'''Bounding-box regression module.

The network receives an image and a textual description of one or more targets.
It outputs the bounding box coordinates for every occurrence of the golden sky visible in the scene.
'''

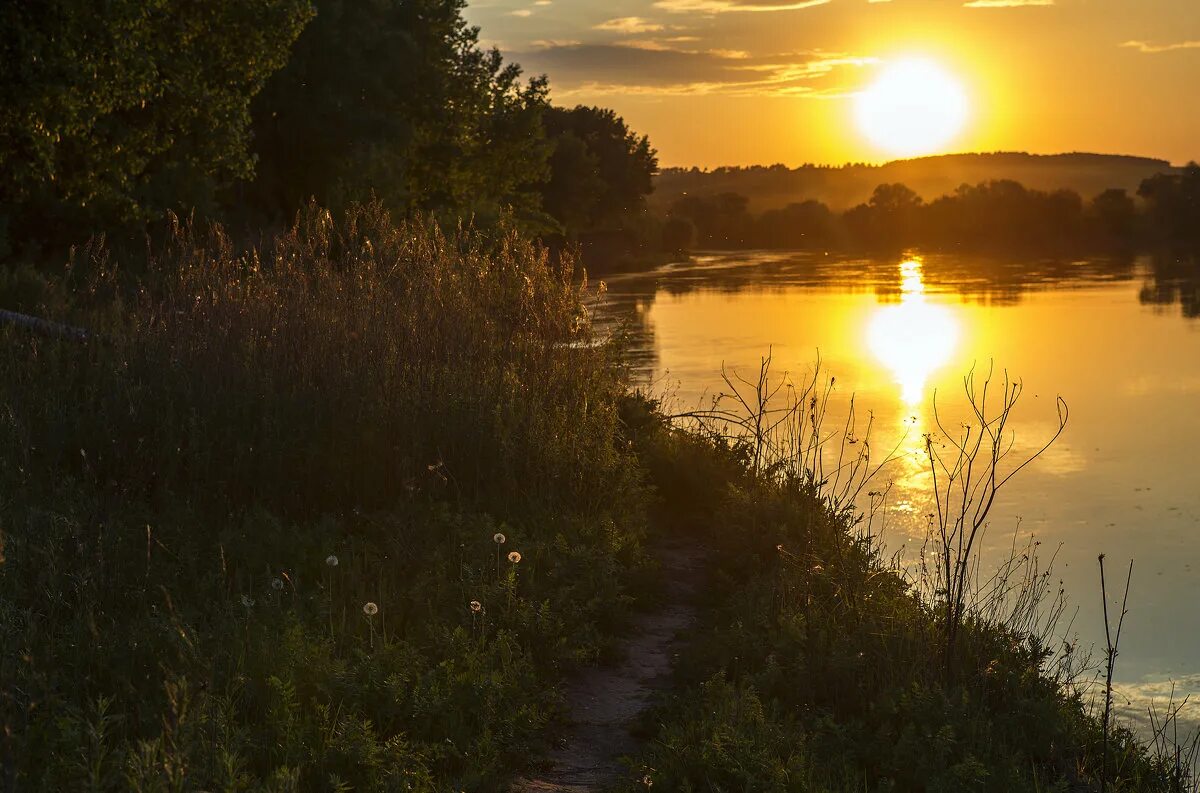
[466,0,1200,167]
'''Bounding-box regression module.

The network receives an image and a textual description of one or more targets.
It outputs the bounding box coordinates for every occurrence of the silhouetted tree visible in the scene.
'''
[1138,163,1200,249]
[0,0,312,256]
[1088,189,1138,246]
[669,193,752,248]
[662,215,695,254]
[842,183,924,250]
[755,201,835,249]
[247,0,549,225]
[540,106,657,238]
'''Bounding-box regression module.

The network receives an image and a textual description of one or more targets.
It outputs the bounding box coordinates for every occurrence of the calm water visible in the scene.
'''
[593,250,1200,727]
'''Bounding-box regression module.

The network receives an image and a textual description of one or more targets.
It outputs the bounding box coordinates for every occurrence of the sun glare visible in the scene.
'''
[866,258,960,405]
[854,57,969,157]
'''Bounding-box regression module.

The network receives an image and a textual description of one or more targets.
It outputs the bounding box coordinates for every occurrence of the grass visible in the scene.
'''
[0,206,1193,791]
[0,204,649,790]
[617,368,1194,792]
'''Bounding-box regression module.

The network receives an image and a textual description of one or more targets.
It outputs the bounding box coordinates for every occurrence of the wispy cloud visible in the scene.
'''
[518,42,875,98]
[963,0,1053,6]
[653,0,830,13]
[594,17,664,33]
[1121,39,1200,54]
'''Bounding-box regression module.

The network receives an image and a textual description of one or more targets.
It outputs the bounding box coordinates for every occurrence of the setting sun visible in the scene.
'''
[853,58,969,157]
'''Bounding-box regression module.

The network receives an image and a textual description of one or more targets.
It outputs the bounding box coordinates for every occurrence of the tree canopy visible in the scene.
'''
[0,0,312,253]
[539,106,658,236]
[246,0,551,225]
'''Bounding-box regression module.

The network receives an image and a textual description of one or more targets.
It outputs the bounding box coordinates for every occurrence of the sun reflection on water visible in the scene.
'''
[867,258,960,405]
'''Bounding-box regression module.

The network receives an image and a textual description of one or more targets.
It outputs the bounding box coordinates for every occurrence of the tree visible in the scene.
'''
[0,0,312,254]
[842,183,924,250]
[539,106,658,237]
[662,215,695,253]
[1138,163,1200,248]
[669,193,752,248]
[756,201,835,249]
[1088,188,1137,244]
[247,0,549,224]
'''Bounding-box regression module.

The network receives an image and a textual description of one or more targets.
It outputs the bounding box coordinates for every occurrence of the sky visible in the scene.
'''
[464,0,1200,167]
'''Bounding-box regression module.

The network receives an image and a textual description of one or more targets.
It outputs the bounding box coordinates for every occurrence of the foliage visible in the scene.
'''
[0,206,649,790]
[1138,163,1200,249]
[618,387,1187,793]
[247,0,551,227]
[0,0,312,253]
[539,106,658,237]
[666,174,1200,255]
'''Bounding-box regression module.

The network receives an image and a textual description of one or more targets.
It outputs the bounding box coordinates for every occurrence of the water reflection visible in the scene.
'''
[866,258,960,405]
[593,249,1200,736]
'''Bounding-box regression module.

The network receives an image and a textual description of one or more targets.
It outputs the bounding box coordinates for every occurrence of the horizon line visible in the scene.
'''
[655,149,1191,172]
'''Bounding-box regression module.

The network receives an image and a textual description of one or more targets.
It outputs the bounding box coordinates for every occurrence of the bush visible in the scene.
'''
[0,204,648,790]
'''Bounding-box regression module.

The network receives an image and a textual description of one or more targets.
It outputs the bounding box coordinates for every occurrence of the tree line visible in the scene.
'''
[0,0,658,262]
[664,165,1200,254]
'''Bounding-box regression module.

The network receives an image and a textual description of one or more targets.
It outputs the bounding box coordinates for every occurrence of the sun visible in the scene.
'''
[854,57,969,157]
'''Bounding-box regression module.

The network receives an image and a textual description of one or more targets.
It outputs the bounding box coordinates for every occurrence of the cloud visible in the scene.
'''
[594,17,665,33]
[1121,40,1200,54]
[963,0,1053,6]
[518,42,875,97]
[510,8,532,17]
[653,0,830,12]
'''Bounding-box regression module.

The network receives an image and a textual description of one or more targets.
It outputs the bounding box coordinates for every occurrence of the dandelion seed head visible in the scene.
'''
[363,601,379,616]
[508,551,522,563]
[493,532,506,544]
[325,554,339,567]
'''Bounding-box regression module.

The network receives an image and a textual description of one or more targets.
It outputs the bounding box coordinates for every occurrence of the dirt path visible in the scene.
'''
[514,539,705,792]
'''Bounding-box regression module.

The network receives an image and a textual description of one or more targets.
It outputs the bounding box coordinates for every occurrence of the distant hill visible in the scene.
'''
[652,152,1181,212]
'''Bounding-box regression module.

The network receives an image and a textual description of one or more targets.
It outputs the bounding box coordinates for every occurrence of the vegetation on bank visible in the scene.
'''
[1,0,661,269]
[618,386,1193,792]
[3,1,1199,790]
[663,165,1200,256]
[0,208,651,789]
[2,207,1195,790]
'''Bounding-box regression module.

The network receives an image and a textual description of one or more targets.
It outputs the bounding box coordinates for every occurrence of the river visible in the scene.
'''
[593,250,1200,731]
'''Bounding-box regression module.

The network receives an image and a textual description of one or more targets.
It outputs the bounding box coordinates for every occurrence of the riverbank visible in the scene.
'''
[0,209,1190,790]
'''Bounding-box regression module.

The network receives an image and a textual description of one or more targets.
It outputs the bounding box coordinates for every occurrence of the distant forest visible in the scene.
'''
[658,158,1200,256]
[653,153,1178,212]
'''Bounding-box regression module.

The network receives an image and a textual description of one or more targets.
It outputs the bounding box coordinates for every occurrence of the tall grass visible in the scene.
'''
[620,357,1193,792]
[0,204,648,790]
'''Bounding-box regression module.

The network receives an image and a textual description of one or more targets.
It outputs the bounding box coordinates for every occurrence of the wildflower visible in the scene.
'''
[469,600,482,612]
[508,551,522,564]
[642,774,654,788]
[493,532,506,544]
[325,554,339,567]
[271,578,284,591]
[776,544,784,552]
[240,595,255,608]
[363,602,379,616]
